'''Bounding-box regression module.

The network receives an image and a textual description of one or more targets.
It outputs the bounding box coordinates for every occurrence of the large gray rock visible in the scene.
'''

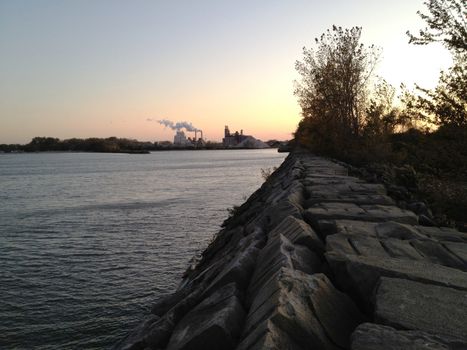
[305,193,394,207]
[305,203,418,226]
[374,277,467,341]
[241,268,364,350]
[166,283,245,350]
[323,221,466,268]
[236,319,305,350]
[444,241,467,265]
[348,235,389,258]
[246,234,320,307]
[420,226,467,243]
[326,234,357,256]
[380,238,425,260]
[303,176,363,186]
[269,215,324,254]
[255,199,303,231]
[410,239,466,271]
[326,252,467,306]
[351,323,465,350]
[318,220,427,239]
[306,183,387,196]
[206,235,261,293]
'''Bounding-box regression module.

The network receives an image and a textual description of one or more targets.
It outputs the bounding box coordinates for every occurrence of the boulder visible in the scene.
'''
[246,234,320,306]
[269,215,324,254]
[305,194,394,207]
[326,234,357,256]
[351,323,465,350]
[347,235,389,258]
[305,203,418,227]
[326,251,467,307]
[443,241,467,265]
[410,239,466,271]
[166,283,245,350]
[374,277,467,341]
[256,199,303,231]
[379,239,425,260]
[206,238,260,292]
[306,183,387,196]
[236,319,305,350]
[242,269,364,350]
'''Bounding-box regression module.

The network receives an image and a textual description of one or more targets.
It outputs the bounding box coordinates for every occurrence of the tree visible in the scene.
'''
[406,0,466,127]
[407,0,466,54]
[365,78,412,136]
[294,26,380,152]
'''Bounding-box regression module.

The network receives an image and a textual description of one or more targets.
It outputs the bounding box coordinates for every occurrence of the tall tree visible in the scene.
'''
[294,26,379,150]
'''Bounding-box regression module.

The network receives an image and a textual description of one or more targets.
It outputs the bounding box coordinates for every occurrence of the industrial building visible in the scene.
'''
[222,125,268,148]
[173,130,205,147]
[222,126,249,147]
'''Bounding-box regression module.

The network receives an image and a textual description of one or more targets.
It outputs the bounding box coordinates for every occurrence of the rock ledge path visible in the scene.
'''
[113,152,467,350]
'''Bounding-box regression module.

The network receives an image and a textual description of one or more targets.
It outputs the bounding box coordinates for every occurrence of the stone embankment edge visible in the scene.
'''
[113,151,467,350]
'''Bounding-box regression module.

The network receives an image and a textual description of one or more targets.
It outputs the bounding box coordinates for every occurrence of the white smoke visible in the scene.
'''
[154,119,199,132]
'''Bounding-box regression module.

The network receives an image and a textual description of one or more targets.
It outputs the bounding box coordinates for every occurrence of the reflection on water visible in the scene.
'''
[0,149,286,349]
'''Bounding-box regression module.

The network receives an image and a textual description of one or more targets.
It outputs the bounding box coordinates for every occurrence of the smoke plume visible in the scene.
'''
[156,119,199,132]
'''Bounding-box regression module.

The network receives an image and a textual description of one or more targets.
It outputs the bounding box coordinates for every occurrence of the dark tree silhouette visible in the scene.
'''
[405,0,466,127]
[294,26,380,153]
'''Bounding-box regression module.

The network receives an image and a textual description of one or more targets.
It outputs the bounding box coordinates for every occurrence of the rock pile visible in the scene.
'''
[113,152,467,350]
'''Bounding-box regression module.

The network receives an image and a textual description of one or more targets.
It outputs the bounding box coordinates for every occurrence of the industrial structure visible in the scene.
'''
[173,130,205,147]
[222,126,249,147]
[222,125,268,148]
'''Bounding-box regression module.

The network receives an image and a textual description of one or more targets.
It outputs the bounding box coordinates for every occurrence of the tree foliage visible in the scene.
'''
[406,0,467,127]
[294,26,388,154]
[407,0,466,53]
[294,26,380,143]
[365,79,413,136]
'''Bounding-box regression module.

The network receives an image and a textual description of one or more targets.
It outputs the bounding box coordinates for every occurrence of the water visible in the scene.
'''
[0,149,286,349]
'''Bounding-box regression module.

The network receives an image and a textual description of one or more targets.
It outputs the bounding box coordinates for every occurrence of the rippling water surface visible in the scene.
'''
[0,149,286,349]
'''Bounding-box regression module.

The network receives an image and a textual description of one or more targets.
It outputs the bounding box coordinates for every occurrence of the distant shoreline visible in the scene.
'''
[0,147,284,155]
[1,136,288,154]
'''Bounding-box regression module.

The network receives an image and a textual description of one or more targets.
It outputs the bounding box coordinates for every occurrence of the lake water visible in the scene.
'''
[0,149,286,349]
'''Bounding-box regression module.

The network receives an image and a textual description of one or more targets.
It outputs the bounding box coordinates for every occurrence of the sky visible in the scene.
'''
[0,0,452,144]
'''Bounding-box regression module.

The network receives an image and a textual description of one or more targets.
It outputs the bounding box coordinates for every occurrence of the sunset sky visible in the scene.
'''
[0,0,452,144]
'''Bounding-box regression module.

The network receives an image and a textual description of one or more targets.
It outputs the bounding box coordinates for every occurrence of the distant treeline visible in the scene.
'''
[0,137,283,153]
[0,137,208,153]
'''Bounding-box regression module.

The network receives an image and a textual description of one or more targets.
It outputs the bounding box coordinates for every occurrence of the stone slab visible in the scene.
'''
[420,226,467,243]
[242,269,363,350]
[269,215,324,254]
[246,233,320,308]
[166,283,245,350]
[348,235,389,258]
[444,241,467,264]
[375,277,467,341]
[305,203,418,226]
[236,319,305,350]
[306,183,387,196]
[380,239,425,260]
[351,323,465,350]
[326,251,467,306]
[410,239,466,271]
[305,194,394,207]
[326,234,357,256]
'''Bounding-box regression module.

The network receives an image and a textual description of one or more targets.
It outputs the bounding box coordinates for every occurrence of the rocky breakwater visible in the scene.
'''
[113,152,467,350]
